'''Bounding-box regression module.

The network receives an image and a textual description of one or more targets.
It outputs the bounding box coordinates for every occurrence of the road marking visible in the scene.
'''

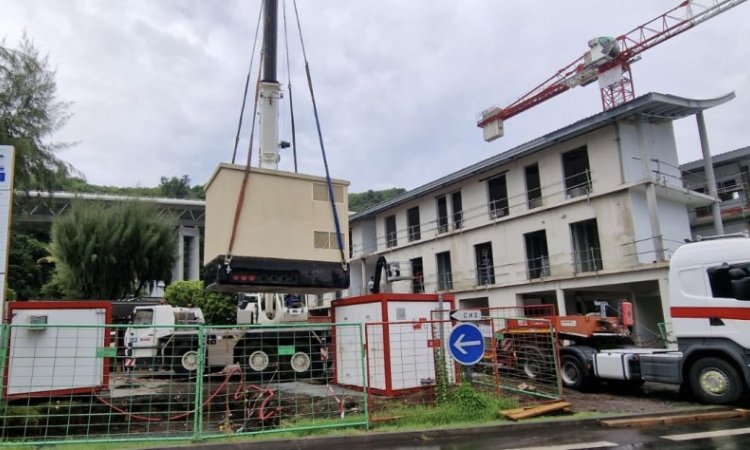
[509,441,618,450]
[661,426,750,441]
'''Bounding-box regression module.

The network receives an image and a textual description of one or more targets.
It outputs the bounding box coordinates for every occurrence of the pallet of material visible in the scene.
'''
[500,401,572,421]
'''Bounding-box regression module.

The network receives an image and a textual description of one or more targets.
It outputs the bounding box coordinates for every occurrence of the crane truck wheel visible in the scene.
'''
[174,346,200,374]
[560,354,588,390]
[247,350,271,372]
[288,351,313,378]
[688,357,743,405]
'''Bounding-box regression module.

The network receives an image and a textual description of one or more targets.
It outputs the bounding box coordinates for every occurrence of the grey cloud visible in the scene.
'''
[1,0,748,191]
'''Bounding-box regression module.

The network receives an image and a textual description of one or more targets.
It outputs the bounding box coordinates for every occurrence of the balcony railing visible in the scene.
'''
[526,255,550,279]
[572,247,603,273]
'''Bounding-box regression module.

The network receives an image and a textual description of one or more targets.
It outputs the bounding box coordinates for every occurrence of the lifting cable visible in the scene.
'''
[231,3,264,164]
[225,65,263,263]
[282,0,298,173]
[292,0,348,269]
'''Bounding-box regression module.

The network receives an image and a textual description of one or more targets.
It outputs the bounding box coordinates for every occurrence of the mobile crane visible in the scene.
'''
[125,0,345,379]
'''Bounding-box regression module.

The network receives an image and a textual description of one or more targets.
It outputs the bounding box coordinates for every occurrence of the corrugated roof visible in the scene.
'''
[681,145,750,172]
[350,91,735,223]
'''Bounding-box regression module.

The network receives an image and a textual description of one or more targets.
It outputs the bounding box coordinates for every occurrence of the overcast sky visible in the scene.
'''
[2,0,749,193]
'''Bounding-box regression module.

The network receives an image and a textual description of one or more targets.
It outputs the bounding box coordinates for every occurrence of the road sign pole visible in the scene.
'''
[463,365,473,386]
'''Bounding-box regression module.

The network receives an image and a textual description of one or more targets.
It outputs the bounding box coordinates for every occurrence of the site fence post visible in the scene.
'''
[359,323,369,429]
[0,324,7,409]
[550,320,563,400]
[193,324,205,441]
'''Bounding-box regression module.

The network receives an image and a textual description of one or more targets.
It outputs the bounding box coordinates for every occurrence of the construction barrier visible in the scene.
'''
[0,308,561,446]
[0,322,367,446]
[432,305,563,404]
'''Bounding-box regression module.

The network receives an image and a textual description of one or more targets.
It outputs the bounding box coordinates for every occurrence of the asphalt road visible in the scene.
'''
[156,412,750,450]
[362,417,750,450]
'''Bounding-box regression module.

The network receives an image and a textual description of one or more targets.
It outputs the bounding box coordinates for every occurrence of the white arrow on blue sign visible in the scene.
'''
[447,322,485,366]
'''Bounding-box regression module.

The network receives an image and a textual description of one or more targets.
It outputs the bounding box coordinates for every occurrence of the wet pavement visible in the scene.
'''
[152,413,750,450]
[362,417,750,450]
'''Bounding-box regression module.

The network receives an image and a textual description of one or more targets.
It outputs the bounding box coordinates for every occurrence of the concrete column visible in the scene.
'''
[696,111,724,235]
[172,226,185,282]
[636,117,665,262]
[185,226,200,281]
[555,287,567,315]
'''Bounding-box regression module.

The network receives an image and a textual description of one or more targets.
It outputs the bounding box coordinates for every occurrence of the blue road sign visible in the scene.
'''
[448,322,485,366]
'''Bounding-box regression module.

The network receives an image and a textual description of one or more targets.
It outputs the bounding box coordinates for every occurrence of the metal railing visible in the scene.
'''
[526,255,551,279]
[572,247,603,273]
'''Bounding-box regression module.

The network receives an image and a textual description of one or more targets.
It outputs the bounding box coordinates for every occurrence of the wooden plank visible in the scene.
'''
[600,409,749,428]
[506,401,571,421]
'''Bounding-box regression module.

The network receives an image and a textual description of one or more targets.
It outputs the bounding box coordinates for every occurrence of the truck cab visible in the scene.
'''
[237,293,308,324]
[125,305,204,366]
[669,236,750,347]
[561,236,750,405]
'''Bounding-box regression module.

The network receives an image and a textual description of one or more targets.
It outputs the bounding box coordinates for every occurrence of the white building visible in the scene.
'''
[348,92,733,339]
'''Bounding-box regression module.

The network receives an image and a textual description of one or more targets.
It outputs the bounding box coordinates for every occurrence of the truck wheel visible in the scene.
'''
[289,351,312,376]
[247,350,271,372]
[174,347,200,374]
[560,354,587,390]
[518,346,546,379]
[689,357,743,404]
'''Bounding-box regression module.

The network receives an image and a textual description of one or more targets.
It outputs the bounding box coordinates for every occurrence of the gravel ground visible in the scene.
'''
[563,381,706,416]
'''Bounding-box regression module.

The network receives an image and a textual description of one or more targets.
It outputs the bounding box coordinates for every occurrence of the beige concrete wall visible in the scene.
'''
[204,163,349,264]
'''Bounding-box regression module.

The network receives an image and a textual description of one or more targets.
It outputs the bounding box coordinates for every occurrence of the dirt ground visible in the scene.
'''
[111,372,710,419]
[562,381,706,416]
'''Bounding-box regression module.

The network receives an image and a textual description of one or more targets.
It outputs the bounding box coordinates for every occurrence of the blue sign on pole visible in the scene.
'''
[448,322,485,366]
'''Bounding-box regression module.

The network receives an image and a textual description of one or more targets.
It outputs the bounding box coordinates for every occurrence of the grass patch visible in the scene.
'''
[375,383,518,429]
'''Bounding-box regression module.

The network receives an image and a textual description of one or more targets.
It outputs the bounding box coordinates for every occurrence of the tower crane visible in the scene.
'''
[477,0,747,142]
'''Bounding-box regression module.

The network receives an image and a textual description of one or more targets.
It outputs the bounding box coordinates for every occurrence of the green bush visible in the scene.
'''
[164,280,236,325]
[163,280,203,307]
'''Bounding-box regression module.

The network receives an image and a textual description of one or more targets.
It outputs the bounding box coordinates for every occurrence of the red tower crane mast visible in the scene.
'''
[477,0,747,142]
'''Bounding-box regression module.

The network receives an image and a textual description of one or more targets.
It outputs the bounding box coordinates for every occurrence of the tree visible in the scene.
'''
[164,280,236,325]
[159,175,205,200]
[348,187,406,213]
[159,175,191,199]
[7,227,54,299]
[0,35,76,190]
[45,201,176,299]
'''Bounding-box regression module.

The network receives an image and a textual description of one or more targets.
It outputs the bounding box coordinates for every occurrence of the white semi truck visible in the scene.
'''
[553,235,750,404]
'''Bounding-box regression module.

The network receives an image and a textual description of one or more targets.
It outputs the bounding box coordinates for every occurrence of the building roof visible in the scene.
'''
[350,91,735,223]
[21,190,206,207]
[680,145,750,173]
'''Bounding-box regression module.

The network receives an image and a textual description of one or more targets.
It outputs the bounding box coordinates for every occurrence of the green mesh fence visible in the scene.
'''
[0,321,367,446]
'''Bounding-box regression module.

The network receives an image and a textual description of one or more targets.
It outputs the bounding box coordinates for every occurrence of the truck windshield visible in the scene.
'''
[174,311,200,324]
[133,309,154,325]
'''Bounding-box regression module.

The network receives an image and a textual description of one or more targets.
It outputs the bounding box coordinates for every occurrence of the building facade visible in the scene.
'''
[682,146,750,238]
[348,93,732,341]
